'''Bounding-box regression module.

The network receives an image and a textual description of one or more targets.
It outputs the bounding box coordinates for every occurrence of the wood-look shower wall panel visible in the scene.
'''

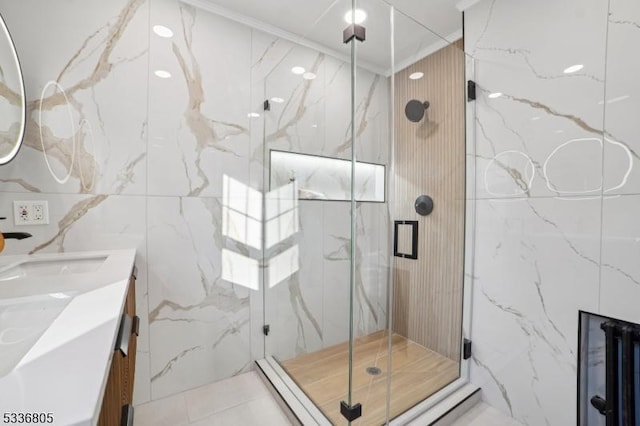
[392,40,465,361]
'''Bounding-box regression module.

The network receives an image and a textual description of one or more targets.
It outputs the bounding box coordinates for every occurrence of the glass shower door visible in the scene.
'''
[260,1,363,423]
[260,0,393,423]
[341,0,395,424]
[385,7,469,424]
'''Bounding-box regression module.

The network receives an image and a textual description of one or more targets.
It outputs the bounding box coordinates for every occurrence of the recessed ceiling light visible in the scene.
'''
[247,112,260,118]
[154,70,171,79]
[409,72,424,80]
[488,92,502,99]
[531,116,541,121]
[153,25,174,38]
[344,9,367,24]
[291,66,305,75]
[563,64,584,74]
[311,124,318,128]
[271,97,284,103]
[303,72,317,80]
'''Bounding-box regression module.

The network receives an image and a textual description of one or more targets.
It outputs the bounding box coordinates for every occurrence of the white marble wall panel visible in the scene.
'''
[603,0,640,195]
[264,201,324,361]
[599,194,640,325]
[318,201,388,349]
[466,0,608,199]
[249,31,295,192]
[264,199,389,361]
[262,42,389,165]
[147,0,252,197]
[324,54,390,165]
[321,202,352,347]
[470,197,601,426]
[263,45,326,157]
[463,0,640,424]
[354,202,388,337]
[147,196,252,399]
[0,0,148,196]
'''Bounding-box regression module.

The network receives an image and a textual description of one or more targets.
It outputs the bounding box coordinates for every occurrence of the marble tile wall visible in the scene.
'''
[0,0,389,405]
[465,0,640,424]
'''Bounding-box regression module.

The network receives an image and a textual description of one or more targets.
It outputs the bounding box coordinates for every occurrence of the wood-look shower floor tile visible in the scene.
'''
[280,332,459,425]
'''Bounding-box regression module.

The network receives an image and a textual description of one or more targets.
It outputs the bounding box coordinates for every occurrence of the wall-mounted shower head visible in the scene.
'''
[405,99,430,122]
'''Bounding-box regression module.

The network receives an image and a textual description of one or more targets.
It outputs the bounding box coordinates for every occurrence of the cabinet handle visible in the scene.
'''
[132,315,140,336]
[115,314,133,356]
[120,404,134,426]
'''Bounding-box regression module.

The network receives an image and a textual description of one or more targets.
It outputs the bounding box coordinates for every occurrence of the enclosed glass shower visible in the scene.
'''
[254,0,473,424]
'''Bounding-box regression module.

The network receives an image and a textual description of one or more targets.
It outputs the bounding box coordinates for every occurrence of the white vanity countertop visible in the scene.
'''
[0,249,136,426]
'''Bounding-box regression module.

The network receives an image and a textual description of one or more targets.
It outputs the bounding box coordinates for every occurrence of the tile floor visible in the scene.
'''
[134,371,291,426]
[134,371,520,426]
[449,403,523,426]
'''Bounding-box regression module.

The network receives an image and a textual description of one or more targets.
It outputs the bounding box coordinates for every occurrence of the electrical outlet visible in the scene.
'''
[13,201,49,225]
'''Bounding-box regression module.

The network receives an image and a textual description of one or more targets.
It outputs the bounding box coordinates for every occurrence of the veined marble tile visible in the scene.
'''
[324,54,390,166]
[134,350,152,406]
[147,196,252,399]
[354,202,388,336]
[264,45,327,158]
[0,192,146,254]
[147,0,252,197]
[248,31,296,193]
[603,0,640,195]
[321,202,352,347]
[600,194,640,324]
[470,197,600,426]
[264,200,324,361]
[0,0,148,195]
[261,41,389,166]
[320,201,389,346]
[466,0,608,199]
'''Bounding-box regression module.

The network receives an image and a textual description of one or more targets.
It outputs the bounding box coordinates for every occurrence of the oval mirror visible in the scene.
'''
[0,13,26,165]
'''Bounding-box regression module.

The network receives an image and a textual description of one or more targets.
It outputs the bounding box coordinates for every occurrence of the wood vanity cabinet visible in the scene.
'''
[98,271,138,426]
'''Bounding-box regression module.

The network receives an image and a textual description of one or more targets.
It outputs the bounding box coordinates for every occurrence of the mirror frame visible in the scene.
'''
[0,12,26,165]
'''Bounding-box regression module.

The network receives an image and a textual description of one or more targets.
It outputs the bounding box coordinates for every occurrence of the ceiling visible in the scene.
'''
[183,0,463,75]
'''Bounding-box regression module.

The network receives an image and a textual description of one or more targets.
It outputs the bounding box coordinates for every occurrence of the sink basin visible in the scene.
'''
[0,293,75,377]
[0,256,107,282]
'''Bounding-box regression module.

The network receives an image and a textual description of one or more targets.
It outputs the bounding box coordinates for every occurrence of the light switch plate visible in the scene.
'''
[13,200,50,225]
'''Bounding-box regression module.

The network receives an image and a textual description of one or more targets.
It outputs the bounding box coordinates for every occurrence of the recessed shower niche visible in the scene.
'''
[269,150,385,202]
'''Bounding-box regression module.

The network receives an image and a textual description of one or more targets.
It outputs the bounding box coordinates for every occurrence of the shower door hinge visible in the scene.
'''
[463,338,472,359]
[340,401,362,422]
[263,99,271,111]
[467,80,476,102]
[263,324,270,336]
[343,24,366,43]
